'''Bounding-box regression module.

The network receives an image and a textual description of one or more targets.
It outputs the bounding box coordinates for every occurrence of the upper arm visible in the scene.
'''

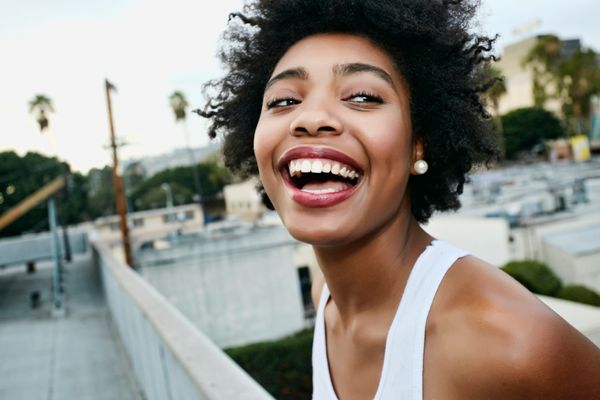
[448,295,600,399]
[311,268,325,311]
[431,256,600,399]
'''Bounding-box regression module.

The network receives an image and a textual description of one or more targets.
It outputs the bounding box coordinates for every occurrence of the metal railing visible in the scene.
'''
[92,239,274,400]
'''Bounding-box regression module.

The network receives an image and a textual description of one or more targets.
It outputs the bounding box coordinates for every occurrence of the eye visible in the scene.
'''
[345,91,384,104]
[266,97,300,109]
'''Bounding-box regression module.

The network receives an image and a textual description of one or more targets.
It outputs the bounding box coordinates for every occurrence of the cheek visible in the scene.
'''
[360,114,412,168]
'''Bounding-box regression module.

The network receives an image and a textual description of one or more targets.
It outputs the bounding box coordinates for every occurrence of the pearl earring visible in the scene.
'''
[414,160,428,175]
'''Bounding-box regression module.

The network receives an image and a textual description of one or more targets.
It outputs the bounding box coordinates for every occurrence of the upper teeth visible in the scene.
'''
[288,158,359,179]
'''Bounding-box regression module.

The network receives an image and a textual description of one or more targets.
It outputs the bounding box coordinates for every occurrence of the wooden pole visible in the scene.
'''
[0,176,64,231]
[105,79,134,268]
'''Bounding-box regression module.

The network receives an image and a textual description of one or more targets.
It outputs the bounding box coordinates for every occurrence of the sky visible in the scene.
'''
[1,0,599,174]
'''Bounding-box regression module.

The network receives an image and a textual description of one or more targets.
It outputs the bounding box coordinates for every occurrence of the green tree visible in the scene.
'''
[85,166,117,218]
[169,91,189,122]
[169,90,203,203]
[130,158,233,211]
[29,94,54,132]
[524,35,600,134]
[0,151,68,237]
[485,66,507,117]
[501,107,565,159]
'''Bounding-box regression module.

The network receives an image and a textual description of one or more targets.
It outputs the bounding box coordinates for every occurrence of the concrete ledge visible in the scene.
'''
[92,239,274,400]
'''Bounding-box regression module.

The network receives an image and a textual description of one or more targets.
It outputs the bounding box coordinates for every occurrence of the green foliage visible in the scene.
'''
[524,35,600,134]
[129,159,233,211]
[0,151,69,237]
[85,166,116,218]
[225,329,313,400]
[557,285,600,307]
[501,107,564,159]
[501,260,562,296]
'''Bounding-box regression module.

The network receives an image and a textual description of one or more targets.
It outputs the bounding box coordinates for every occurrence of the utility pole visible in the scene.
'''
[105,79,134,268]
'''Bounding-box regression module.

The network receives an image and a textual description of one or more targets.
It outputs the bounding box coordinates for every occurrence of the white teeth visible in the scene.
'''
[287,158,359,180]
[311,160,323,173]
[301,188,338,194]
[301,160,311,173]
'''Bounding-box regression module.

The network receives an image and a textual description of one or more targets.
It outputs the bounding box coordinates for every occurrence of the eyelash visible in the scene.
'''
[265,91,384,110]
[345,91,384,104]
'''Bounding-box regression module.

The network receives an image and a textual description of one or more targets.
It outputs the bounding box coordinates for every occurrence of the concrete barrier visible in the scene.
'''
[92,239,274,400]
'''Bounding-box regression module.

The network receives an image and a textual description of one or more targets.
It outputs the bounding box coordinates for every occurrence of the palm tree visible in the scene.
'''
[169,91,189,122]
[29,94,54,132]
[168,90,203,209]
[486,66,507,117]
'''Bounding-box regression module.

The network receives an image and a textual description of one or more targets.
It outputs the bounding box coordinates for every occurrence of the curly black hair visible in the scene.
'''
[198,0,499,223]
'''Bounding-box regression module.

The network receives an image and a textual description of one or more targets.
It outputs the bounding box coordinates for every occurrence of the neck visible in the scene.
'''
[313,211,432,326]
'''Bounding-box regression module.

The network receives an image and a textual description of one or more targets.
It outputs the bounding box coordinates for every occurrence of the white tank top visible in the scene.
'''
[312,240,468,399]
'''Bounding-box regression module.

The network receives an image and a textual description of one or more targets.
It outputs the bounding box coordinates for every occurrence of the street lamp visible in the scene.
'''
[160,183,174,209]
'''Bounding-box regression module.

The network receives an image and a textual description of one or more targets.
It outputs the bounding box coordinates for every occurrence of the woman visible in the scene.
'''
[199,1,600,398]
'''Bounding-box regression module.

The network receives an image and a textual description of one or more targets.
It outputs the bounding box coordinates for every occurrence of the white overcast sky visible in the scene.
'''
[1,0,599,173]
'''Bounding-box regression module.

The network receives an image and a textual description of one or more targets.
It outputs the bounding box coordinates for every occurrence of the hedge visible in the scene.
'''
[225,329,313,400]
[557,285,600,307]
[501,260,562,296]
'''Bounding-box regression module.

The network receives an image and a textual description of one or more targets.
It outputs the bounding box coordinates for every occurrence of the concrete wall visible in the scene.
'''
[136,225,306,348]
[93,239,274,400]
[423,215,512,266]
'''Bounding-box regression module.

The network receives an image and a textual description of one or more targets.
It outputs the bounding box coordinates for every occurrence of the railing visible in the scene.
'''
[92,239,274,400]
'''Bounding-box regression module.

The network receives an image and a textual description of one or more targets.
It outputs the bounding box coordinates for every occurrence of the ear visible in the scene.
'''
[410,141,425,175]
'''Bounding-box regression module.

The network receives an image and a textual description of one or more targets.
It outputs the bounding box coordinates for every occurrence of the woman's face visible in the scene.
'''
[254,33,417,246]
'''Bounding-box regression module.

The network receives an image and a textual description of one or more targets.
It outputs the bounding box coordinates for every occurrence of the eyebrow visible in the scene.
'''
[333,63,394,87]
[264,62,395,92]
[264,67,308,91]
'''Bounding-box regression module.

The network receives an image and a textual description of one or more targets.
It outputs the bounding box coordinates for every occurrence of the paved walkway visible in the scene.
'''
[0,254,141,400]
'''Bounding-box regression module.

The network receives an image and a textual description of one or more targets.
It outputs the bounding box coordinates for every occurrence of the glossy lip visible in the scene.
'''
[277,145,364,208]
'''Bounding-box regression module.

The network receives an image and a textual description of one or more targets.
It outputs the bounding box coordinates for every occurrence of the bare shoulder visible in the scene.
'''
[428,255,600,399]
[311,267,325,311]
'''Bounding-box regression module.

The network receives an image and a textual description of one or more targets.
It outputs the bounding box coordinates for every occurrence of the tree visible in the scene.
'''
[29,94,54,132]
[0,151,67,237]
[169,90,203,204]
[169,91,189,122]
[484,66,507,117]
[501,107,564,159]
[524,35,600,134]
[129,158,233,212]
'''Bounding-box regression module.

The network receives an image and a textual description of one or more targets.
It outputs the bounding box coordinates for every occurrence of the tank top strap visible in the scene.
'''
[374,240,468,399]
[312,283,338,399]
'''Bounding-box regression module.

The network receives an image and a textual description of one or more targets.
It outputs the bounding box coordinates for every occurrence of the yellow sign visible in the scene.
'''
[570,135,591,161]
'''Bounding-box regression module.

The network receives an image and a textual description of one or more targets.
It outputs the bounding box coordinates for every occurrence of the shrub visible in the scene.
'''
[225,329,313,400]
[501,260,562,296]
[557,285,600,307]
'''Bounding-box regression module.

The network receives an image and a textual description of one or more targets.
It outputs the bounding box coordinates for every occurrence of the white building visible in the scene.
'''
[223,179,265,221]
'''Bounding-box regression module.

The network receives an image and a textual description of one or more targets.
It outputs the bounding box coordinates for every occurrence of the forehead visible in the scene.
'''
[271,33,401,81]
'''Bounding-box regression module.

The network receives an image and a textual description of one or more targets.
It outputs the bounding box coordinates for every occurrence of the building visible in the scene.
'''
[495,35,580,116]
[94,203,204,247]
[223,179,265,221]
[122,143,221,178]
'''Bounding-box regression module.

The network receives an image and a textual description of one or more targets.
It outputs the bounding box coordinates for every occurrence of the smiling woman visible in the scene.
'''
[198,1,600,399]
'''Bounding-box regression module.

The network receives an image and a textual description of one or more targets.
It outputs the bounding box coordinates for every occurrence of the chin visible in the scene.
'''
[282,215,356,247]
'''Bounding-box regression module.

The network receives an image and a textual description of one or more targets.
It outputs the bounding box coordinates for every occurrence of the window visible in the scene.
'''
[133,218,144,227]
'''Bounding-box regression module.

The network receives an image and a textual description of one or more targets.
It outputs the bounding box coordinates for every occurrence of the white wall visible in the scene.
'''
[423,215,511,266]
[137,225,306,348]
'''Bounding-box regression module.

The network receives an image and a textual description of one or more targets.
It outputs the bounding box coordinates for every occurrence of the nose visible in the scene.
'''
[289,105,343,137]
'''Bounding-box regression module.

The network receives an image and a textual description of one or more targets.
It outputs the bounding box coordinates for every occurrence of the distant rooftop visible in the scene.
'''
[543,224,600,256]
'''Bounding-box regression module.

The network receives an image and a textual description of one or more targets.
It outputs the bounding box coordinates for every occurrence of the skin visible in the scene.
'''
[253,33,600,399]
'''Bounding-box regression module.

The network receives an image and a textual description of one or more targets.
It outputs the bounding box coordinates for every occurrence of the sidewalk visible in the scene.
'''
[0,253,141,400]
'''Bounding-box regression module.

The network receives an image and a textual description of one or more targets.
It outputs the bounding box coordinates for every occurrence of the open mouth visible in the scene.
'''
[285,158,361,193]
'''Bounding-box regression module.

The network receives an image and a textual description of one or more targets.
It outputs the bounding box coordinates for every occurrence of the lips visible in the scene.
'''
[277,146,364,207]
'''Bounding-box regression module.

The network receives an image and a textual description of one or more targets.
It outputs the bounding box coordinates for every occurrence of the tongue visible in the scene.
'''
[302,180,352,192]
